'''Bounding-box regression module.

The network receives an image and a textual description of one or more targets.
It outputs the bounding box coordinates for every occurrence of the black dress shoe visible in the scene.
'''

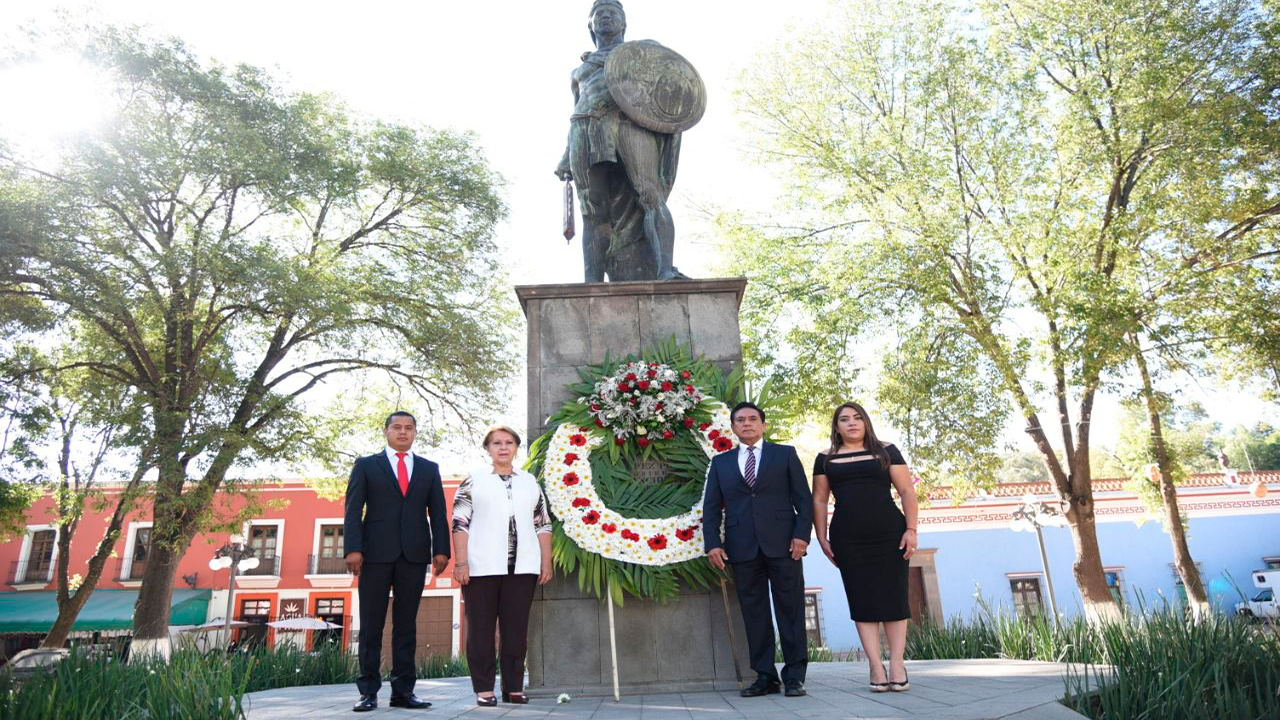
[352,695,377,712]
[389,693,432,709]
[784,682,807,697]
[740,679,782,697]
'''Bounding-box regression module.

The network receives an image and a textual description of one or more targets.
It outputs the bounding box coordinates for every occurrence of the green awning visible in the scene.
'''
[0,589,211,633]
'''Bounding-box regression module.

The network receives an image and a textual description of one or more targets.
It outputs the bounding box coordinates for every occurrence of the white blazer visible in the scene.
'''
[462,467,543,577]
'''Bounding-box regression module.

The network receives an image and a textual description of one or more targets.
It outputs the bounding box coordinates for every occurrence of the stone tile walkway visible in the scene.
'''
[244,659,1094,719]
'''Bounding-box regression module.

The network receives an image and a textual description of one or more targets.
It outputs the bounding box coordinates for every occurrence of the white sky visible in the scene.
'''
[1,0,1274,475]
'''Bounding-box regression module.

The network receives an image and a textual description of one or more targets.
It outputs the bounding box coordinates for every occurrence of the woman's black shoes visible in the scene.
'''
[476,694,497,707]
[869,663,891,693]
[503,692,530,704]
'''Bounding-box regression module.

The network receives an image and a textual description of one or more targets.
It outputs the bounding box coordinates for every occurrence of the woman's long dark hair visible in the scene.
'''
[827,402,890,471]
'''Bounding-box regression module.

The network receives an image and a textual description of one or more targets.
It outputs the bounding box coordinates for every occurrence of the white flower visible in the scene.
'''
[557,693,571,704]
[636,426,648,435]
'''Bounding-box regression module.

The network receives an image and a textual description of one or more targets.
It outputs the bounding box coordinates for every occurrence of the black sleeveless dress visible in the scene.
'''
[814,445,910,622]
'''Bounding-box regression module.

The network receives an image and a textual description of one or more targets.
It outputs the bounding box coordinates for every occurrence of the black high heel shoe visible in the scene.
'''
[476,694,497,707]
[870,663,891,693]
[889,667,910,692]
[503,691,530,704]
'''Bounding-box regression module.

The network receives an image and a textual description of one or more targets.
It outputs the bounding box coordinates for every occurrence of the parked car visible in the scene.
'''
[1235,569,1279,620]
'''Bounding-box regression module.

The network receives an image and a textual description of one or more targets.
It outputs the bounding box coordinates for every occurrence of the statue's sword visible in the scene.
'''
[562,178,576,243]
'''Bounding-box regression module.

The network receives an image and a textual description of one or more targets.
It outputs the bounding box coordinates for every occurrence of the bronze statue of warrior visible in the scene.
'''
[555,0,705,282]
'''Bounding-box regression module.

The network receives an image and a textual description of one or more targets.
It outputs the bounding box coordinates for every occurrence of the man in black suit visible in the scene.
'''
[344,411,451,712]
[703,401,814,697]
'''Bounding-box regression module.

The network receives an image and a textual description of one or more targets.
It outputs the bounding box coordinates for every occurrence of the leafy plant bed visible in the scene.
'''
[905,602,1280,720]
[0,644,469,719]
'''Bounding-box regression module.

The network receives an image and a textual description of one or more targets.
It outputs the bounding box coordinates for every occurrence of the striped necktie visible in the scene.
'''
[744,446,757,488]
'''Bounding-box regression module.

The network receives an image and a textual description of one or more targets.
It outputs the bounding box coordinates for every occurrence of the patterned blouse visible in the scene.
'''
[451,473,553,566]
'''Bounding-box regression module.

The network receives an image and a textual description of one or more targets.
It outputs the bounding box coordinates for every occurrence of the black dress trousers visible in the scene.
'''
[732,551,808,685]
[356,557,428,698]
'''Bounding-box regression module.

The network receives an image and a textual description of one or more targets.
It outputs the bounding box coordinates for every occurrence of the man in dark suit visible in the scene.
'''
[703,401,814,697]
[344,411,451,712]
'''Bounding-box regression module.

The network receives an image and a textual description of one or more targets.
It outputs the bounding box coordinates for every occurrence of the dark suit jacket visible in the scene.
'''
[702,442,814,561]
[343,451,451,564]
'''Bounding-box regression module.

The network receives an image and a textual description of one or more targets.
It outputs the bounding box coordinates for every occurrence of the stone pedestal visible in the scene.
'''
[515,278,753,697]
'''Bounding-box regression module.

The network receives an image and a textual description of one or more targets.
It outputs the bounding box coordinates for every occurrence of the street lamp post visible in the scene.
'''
[208,534,260,648]
[1009,493,1068,627]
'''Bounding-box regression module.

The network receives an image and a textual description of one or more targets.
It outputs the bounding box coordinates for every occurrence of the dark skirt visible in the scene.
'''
[832,536,910,622]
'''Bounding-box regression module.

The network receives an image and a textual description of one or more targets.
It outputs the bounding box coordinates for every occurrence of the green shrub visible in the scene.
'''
[905,597,1280,720]
[0,643,471,719]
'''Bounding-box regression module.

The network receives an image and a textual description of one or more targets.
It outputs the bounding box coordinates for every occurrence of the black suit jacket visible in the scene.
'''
[702,442,814,561]
[344,451,451,564]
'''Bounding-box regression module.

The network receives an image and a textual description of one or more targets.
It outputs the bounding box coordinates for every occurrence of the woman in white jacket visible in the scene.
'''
[451,425,553,706]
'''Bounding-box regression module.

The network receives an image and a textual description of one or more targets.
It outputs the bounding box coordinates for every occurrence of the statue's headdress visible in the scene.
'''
[590,0,624,14]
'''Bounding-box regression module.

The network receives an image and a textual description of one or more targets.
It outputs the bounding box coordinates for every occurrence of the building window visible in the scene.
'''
[803,591,824,648]
[1010,577,1044,618]
[20,529,57,584]
[128,527,152,580]
[1105,570,1125,606]
[1264,557,1280,570]
[238,599,271,648]
[245,524,278,575]
[314,525,346,574]
[314,598,345,649]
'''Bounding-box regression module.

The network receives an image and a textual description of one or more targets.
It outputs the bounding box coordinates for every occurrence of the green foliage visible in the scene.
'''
[908,599,1280,720]
[0,24,516,634]
[526,338,778,604]
[1111,401,1219,521]
[0,643,469,719]
[1222,423,1280,471]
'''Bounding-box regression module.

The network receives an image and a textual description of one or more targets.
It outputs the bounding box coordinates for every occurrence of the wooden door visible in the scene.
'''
[382,595,454,666]
[908,567,927,624]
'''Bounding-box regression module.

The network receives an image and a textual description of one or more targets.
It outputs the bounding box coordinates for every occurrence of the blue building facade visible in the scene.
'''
[803,471,1280,654]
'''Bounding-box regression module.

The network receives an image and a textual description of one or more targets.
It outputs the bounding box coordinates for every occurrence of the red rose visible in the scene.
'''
[615,437,626,446]
[647,369,657,379]
[684,417,695,429]
[637,437,650,448]
[647,534,668,550]
[698,422,711,431]
[594,417,605,427]
[562,472,580,486]
[601,523,617,533]
[637,380,651,391]
[675,527,695,542]
[655,402,665,412]
[618,382,630,392]
[648,362,659,368]
[662,429,675,440]
[685,384,696,393]
[625,372,637,382]
[572,497,591,508]
[590,404,600,411]
[564,453,579,465]
[713,436,733,452]
[681,370,692,379]
[661,381,674,392]
[570,434,587,446]
[708,429,720,440]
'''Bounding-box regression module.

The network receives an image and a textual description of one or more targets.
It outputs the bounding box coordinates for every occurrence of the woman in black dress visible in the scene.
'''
[812,402,919,692]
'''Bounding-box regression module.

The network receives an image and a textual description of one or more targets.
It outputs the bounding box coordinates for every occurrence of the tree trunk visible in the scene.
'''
[129,538,183,657]
[1062,490,1122,621]
[1132,337,1210,616]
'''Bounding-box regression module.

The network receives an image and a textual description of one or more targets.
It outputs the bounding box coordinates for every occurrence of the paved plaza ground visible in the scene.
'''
[243,659,1095,719]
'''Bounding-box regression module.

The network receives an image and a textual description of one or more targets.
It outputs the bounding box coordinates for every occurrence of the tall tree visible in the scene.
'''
[722,0,1276,618]
[0,28,516,652]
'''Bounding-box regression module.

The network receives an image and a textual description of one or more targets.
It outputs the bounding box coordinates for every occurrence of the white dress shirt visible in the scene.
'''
[737,440,764,477]
[384,447,414,482]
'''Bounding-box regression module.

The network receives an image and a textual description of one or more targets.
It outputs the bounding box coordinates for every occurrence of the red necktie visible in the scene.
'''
[395,452,410,496]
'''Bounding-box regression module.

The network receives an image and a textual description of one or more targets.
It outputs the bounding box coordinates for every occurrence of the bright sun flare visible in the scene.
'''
[0,55,112,152]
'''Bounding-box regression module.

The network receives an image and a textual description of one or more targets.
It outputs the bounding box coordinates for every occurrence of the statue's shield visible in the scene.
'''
[605,40,706,134]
